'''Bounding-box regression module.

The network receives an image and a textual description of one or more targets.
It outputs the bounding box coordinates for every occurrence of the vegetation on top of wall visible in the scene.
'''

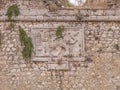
[56,26,64,38]
[19,26,33,61]
[6,4,20,20]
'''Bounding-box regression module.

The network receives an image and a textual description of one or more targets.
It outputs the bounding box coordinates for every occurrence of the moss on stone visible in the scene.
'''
[6,4,20,20]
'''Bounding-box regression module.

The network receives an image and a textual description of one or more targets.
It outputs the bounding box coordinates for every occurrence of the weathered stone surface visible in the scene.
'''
[30,26,85,70]
[0,0,120,90]
[48,63,69,70]
[84,0,117,9]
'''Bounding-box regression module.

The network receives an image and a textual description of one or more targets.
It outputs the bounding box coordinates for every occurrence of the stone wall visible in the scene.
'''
[84,0,117,9]
[0,0,120,90]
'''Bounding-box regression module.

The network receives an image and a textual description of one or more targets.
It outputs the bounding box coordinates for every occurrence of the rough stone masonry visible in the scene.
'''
[0,0,120,90]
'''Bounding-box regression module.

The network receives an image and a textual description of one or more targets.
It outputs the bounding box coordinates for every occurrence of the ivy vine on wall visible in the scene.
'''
[19,26,34,61]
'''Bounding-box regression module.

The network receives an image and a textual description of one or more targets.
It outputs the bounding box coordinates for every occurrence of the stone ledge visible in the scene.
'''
[1,9,120,16]
[1,8,120,22]
[1,15,120,22]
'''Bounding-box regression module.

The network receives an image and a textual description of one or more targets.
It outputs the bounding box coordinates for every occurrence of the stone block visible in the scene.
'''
[48,63,69,70]
[94,10,104,16]
[69,57,85,62]
[0,10,5,15]
[115,10,120,15]
[96,16,109,21]
[105,10,116,16]
[32,57,48,62]
[108,16,119,21]
[20,10,30,15]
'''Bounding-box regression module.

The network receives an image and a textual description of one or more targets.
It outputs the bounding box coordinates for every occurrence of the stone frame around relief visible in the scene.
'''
[30,26,85,70]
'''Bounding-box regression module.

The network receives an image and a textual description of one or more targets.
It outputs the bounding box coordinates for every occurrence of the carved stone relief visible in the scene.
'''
[31,26,85,70]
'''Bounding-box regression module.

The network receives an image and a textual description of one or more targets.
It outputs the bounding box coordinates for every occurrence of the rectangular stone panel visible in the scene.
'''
[31,27,84,58]
[31,26,85,64]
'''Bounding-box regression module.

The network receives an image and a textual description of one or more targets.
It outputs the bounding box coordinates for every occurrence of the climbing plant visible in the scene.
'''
[56,26,64,38]
[19,26,33,60]
[6,4,20,20]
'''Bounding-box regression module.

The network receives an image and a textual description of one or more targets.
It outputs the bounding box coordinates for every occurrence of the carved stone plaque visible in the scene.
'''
[31,26,85,70]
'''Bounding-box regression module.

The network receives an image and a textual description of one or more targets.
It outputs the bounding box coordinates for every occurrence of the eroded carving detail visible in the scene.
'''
[31,27,85,70]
